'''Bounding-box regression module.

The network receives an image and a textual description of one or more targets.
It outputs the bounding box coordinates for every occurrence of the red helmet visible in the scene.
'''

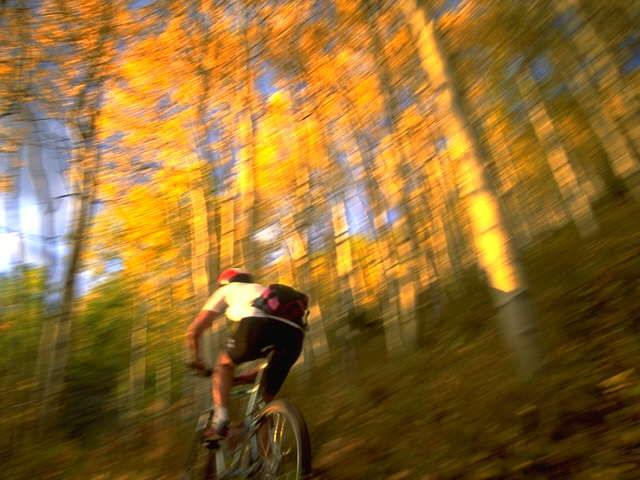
[217,268,252,285]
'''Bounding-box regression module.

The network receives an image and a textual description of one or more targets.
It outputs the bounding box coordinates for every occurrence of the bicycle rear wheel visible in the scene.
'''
[255,399,311,480]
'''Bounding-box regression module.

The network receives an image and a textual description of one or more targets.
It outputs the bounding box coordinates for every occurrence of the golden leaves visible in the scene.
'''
[267,90,292,114]
[0,174,14,193]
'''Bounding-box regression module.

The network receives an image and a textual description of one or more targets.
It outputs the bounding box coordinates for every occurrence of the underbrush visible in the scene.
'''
[4,200,640,479]
[283,198,640,479]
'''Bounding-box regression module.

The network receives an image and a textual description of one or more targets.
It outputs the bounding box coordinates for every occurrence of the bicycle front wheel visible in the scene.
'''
[256,399,311,480]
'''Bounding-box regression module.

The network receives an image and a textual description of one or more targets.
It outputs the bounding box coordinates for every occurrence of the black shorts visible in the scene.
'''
[225,316,304,396]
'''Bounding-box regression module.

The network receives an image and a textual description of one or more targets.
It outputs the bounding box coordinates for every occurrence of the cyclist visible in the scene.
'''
[186,268,305,439]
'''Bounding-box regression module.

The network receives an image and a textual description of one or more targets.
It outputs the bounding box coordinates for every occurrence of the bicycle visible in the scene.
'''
[181,351,312,479]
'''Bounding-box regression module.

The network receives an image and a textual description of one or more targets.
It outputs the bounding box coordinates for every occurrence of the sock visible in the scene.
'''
[214,407,229,426]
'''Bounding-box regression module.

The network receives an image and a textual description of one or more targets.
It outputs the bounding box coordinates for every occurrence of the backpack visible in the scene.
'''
[252,284,309,328]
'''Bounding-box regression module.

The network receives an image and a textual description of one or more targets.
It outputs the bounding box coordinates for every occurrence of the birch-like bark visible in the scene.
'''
[331,92,406,353]
[481,112,534,247]
[409,95,460,277]
[42,125,100,395]
[185,1,221,289]
[288,20,390,356]
[287,105,331,369]
[550,39,640,201]
[40,4,114,421]
[554,0,640,153]
[188,182,210,302]
[22,104,57,269]
[333,72,425,351]
[188,170,214,415]
[361,2,439,349]
[0,123,25,266]
[235,12,259,272]
[402,1,543,377]
[516,71,598,237]
[155,353,172,412]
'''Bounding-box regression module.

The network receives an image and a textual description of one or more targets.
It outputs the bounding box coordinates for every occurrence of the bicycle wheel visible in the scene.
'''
[181,411,218,480]
[255,399,311,480]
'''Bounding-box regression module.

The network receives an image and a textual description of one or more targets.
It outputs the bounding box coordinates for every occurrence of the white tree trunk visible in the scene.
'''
[402,1,543,377]
[551,41,640,201]
[555,0,640,153]
[516,72,598,237]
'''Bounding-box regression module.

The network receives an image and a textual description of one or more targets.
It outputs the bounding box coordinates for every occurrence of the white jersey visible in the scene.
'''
[202,282,270,322]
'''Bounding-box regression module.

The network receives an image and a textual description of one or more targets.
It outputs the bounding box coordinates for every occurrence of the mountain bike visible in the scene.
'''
[181,352,312,479]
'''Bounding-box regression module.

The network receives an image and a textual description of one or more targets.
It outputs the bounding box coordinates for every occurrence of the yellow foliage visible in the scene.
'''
[267,90,292,113]
[173,280,194,302]
[353,75,383,112]
[0,174,13,193]
[439,1,475,34]
[447,132,470,160]
[335,0,359,16]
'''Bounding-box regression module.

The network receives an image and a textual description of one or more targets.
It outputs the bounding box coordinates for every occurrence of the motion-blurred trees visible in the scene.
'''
[1,1,639,473]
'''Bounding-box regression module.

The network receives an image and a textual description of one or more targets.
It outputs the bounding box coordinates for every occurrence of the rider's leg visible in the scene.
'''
[262,391,275,404]
[262,326,304,403]
[257,329,303,457]
[213,351,235,411]
[211,351,236,433]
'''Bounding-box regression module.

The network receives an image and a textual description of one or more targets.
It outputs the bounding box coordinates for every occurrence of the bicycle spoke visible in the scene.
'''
[184,392,309,479]
[256,411,304,479]
[270,413,285,457]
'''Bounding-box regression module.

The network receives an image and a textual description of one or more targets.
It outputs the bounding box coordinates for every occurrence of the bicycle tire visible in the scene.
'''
[256,399,312,480]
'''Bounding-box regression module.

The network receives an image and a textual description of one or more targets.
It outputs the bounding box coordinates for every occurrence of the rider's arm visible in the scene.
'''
[186,286,229,364]
[185,309,221,363]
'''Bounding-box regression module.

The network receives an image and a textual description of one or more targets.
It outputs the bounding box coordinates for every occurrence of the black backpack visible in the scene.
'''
[252,284,309,327]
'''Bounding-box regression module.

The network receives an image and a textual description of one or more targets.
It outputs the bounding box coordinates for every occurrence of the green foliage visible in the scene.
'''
[62,276,137,438]
[0,266,47,405]
[1,0,639,478]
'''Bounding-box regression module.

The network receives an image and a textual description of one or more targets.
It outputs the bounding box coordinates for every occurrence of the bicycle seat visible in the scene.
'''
[230,347,274,396]
[233,371,258,386]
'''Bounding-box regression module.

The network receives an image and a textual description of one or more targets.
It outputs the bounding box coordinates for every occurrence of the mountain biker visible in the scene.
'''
[186,268,305,439]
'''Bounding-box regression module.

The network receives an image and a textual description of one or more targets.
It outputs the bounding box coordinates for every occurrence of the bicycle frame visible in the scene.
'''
[196,355,271,479]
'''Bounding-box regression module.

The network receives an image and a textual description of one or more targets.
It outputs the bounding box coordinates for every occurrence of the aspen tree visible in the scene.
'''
[549,39,640,201]
[38,0,124,417]
[234,7,260,272]
[515,71,598,237]
[554,0,640,153]
[401,0,543,376]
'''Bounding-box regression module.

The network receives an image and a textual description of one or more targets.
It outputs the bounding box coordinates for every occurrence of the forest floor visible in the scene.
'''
[6,197,640,480]
[284,196,640,480]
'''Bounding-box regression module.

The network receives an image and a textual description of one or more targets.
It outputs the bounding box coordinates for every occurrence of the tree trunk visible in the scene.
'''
[41,126,101,422]
[128,312,147,421]
[188,182,210,301]
[555,0,640,153]
[550,38,640,201]
[402,1,543,377]
[479,110,534,247]
[333,92,407,353]
[188,179,214,404]
[22,104,57,270]
[192,56,220,290]
[1,128,25,266]
[38,2,115,424]
[362,4,442,349]
[235,14,259,272]
[516,71,598,237]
